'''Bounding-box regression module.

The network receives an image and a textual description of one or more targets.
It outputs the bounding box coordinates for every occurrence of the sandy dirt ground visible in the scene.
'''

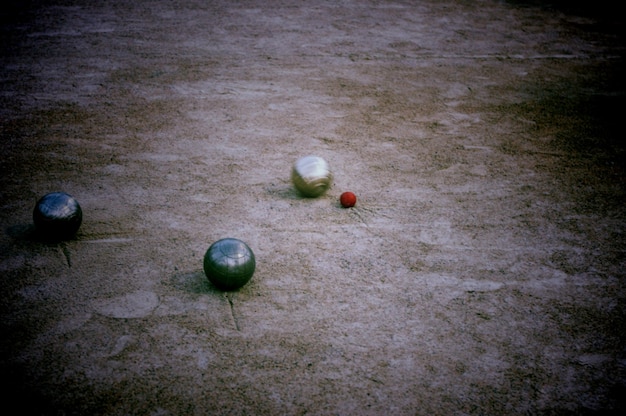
[1,0,625,414]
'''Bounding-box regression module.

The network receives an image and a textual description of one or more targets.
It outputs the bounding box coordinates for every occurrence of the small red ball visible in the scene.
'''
[340,192,357,208]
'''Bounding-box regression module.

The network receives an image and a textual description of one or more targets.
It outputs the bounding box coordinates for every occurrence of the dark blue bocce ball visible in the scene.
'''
[33,192,82,239]
[203,238,256,291]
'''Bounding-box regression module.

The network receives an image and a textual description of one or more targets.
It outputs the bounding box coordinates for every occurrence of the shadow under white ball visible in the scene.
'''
[291,155,332,197]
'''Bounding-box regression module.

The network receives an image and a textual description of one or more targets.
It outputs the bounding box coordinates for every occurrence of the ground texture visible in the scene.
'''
[1,0,625,414]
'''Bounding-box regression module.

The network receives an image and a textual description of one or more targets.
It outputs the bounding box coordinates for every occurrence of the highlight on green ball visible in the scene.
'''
[203,238,256,291]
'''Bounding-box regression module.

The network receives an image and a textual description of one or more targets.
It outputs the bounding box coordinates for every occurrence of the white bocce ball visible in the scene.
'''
[291,156,332,198]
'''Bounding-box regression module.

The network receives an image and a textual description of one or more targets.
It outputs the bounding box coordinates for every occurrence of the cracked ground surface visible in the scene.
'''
[1,0,625,414]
